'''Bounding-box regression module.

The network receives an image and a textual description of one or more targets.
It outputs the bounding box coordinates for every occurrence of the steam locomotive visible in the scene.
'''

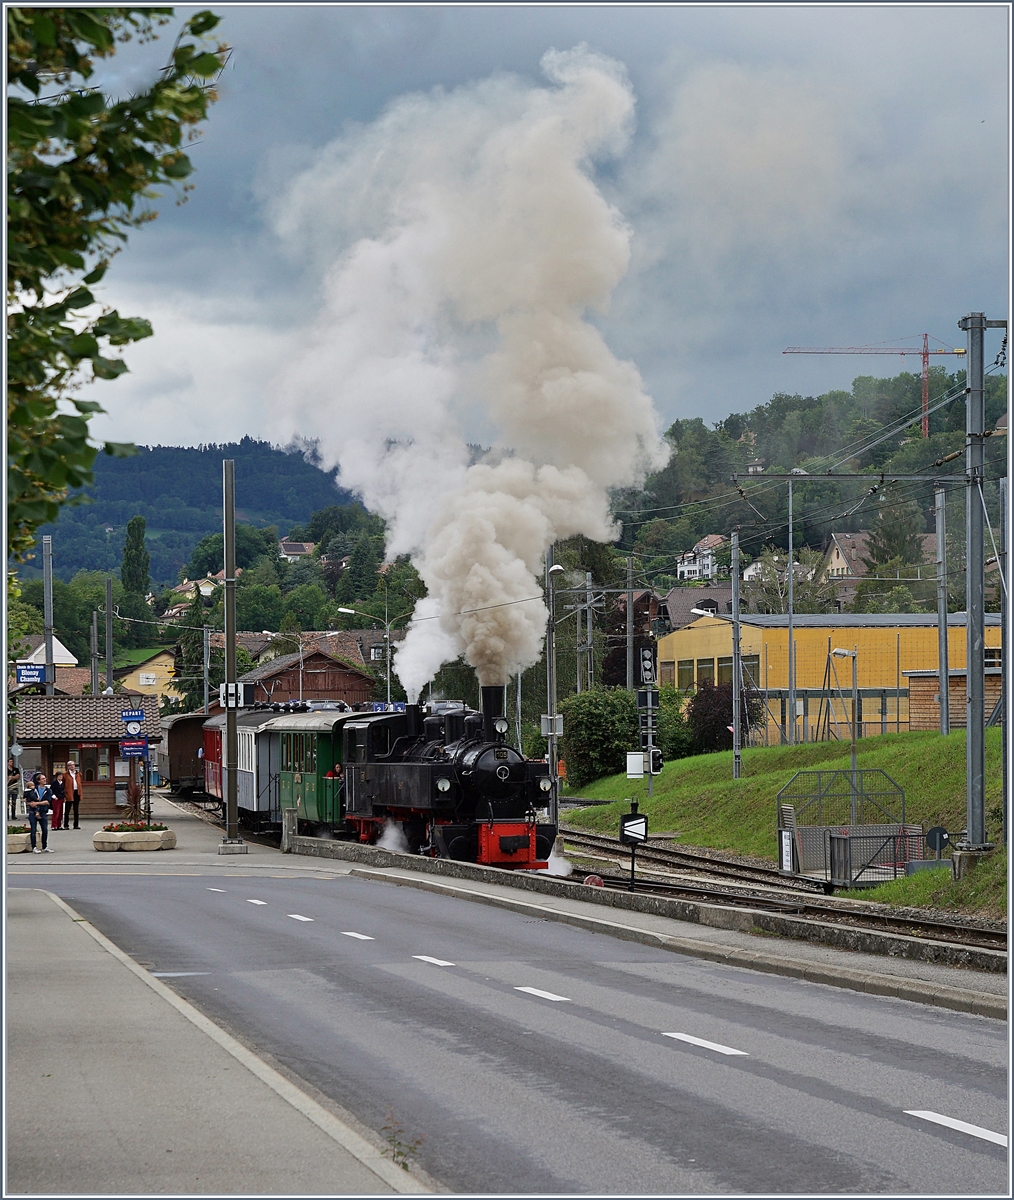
[191,685,556,870]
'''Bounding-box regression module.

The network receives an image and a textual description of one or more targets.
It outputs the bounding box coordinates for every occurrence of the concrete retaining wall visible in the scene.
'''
[289,835,1005,973]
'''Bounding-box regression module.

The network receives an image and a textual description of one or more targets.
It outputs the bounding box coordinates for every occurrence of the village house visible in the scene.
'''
[818,531,937,610]
[113,648,181,705]
[237,644,377,706]
[279,540,315,564]
[675,534,726,582]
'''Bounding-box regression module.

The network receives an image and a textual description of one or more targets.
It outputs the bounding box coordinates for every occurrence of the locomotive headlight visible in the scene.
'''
[494,718,509,735]
[539,777,553,792]
[435,776,451,793]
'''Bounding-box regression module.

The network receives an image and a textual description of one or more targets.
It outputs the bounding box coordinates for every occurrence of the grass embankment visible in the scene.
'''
[563,730,1005,916]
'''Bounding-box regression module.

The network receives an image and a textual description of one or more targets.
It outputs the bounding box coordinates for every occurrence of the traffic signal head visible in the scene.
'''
[650,748,663,775]
[640,647,655,684]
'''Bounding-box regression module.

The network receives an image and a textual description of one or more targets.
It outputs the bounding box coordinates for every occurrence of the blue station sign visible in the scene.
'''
[16,665,46,684]
[120,709,146,723]
[118,738,149,759]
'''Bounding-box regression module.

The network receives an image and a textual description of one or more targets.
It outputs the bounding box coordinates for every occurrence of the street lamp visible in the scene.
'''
[832,646,859,823]
[337,605,413,705]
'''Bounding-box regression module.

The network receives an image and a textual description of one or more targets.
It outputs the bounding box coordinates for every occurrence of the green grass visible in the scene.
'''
[563,730,1005,915]
[113,646,168,669]
[838,849,1007,919]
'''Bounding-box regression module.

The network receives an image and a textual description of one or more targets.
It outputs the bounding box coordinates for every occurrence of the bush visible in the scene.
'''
[656,684,694,762]
[560,688,636,790]
[686,681,762,754]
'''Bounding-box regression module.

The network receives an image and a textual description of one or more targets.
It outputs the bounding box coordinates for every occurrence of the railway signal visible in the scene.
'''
[640,647,655,685]
[619,800,648,890]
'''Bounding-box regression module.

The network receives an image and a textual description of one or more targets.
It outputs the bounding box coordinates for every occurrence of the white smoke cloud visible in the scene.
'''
[270,45,666,700]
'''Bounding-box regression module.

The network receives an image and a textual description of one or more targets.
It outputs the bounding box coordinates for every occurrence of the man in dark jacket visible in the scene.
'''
[25,773,54,853]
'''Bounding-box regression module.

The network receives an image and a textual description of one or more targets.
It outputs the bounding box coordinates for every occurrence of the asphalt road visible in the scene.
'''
[33,871,1008,1195]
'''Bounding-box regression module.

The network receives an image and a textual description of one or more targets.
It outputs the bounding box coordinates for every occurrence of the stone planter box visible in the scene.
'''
[7,832,31,853]
[93,829,177,852]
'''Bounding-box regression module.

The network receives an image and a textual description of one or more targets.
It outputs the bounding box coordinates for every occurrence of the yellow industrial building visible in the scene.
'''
[657,613,1002,744]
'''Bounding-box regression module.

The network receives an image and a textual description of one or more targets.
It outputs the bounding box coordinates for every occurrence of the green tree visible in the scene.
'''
[283,583,328,631]
[336,532,380,604]
[559,687,637,790]
[237,584,284,632]
[6,8,229,561]
[186,525,279,577]
[120,514,150,595]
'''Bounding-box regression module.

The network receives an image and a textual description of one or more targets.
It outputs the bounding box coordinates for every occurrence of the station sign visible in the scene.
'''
[120,709,145,723]
[118,738,149,759]
[370,702,406,712]
[16,665,45,684]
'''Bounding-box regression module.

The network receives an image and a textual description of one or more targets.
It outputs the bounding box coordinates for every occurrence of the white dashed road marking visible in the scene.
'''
[905,1110,1007,1147]
[152,972,210,977]
[662,1032,748,1056]
[246,899,267,906]
[342,931,374,940]
[413,955,455,967]
[515,986,570,1002]
[289,914,314,922]
[206,888,226,893]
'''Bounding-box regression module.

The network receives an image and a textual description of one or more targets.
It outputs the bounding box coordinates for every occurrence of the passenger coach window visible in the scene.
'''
[309,736,316,772]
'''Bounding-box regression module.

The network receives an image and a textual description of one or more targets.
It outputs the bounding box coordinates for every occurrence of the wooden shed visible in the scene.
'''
[904,668,1003,731]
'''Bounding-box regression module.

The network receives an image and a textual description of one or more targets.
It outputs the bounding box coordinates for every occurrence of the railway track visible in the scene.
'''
[559,828,1007,954]
[559,826,822,892]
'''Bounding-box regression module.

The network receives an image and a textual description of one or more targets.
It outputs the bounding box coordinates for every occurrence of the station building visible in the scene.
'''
[655,612,1002,744]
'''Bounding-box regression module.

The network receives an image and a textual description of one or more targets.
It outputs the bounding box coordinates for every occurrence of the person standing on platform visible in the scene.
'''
[25,773,54,853]
[8,755,20,820]
[49,771,65,834]
[63,761,82,829]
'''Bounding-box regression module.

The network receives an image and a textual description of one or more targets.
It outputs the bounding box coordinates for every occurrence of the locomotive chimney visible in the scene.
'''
[481,685,505,743]
[405,703,422,738]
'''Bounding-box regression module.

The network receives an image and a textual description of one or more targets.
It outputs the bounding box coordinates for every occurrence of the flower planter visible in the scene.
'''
[92,829,177,852]
[7,832,31,854]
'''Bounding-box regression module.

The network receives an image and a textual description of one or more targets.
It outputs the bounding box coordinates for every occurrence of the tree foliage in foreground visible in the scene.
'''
[6,6,228,560]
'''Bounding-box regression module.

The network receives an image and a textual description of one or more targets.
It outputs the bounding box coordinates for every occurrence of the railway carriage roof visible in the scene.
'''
[202,710,288,733]
[259,712,358,733]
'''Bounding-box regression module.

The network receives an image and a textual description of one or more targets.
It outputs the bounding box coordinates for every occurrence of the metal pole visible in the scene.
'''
[203,625,210,714]
[575,593,582,694]
[787,480,795,745]
[626,556,634,690]
[1000,476,1008,846]
[732,530,742,779]
[958,312,987,847]
[221,459,244,851]
[935,488,950,735]
[90,612,99,696]
[851,648,858,782]
[516,670,522,753]
[42,536,55,695]
[105,577,114,692]
[545,549,559,824]
[586,571,594,689]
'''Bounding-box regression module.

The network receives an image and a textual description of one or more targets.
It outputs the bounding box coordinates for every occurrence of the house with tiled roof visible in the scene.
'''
[279,540,315,564]
[238,645,376,706]
[675,534,727,582]
[818,531,937,610]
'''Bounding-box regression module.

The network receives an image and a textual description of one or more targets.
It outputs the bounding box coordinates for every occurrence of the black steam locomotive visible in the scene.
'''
[342,686,556,869]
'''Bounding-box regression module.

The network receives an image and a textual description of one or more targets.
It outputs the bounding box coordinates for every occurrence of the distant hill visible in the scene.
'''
[21,438,354,586]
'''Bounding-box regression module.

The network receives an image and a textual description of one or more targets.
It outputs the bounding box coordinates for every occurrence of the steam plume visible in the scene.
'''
[273,46,666,700]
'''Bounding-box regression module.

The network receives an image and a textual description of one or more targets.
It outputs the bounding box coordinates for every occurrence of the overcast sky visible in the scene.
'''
[85,3,1010,455]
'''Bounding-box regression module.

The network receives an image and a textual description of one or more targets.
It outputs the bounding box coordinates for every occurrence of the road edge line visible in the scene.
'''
[347,869,1007,1021]
[39,889,431,1194]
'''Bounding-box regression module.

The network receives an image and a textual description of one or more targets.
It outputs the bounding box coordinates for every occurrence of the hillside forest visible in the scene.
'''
[10,366,1007,725]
